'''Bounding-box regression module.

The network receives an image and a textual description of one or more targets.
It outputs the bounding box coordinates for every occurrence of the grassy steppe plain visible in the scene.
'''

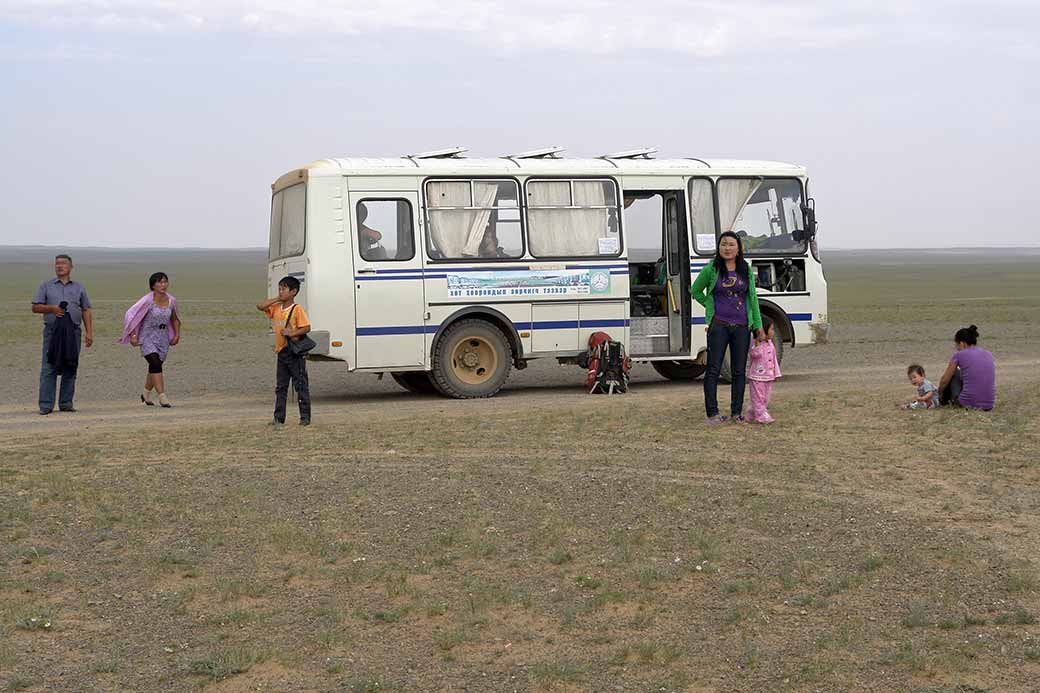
[1,247,1039,692]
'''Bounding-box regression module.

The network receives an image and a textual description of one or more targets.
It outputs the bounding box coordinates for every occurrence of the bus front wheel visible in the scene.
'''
[430,319,512,399]
[651,360,706,381]
[391,371,438,395]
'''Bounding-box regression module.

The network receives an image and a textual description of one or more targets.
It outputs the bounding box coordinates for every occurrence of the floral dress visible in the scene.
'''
[139,303,173,362]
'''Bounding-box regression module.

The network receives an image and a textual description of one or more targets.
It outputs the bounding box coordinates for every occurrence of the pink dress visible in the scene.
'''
[747,340,781,423]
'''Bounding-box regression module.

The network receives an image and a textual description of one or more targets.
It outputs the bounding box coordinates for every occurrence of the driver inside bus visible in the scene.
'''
[357,203,386,259]
[478,226,508,258]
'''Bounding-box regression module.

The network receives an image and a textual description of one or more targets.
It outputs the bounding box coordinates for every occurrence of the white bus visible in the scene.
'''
[267,147,827,398]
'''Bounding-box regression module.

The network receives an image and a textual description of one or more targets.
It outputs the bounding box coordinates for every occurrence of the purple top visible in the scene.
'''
[951,346,996,410]
[139,304,173,361]
[712,270,748,325]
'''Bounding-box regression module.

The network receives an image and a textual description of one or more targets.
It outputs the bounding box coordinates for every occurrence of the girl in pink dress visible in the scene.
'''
[747,317,781,424]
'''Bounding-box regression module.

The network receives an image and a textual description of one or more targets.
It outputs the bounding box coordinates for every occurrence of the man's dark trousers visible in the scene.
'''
[39,323,80,412]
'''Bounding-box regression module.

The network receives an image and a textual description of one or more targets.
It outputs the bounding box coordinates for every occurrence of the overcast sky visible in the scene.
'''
[1,1,1037,249]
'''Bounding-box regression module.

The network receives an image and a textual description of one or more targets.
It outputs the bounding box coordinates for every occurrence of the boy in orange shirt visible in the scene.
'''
[256,276,312,426]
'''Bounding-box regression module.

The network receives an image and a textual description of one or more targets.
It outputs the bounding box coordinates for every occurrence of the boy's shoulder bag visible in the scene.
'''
[283,305,316,356]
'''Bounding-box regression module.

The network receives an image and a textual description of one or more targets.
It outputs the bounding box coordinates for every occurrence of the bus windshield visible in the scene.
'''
[721,178,807,256]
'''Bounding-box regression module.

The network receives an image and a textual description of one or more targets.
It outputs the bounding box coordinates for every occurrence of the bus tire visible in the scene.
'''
[430,319,512,399]
[390,371,439,395]
[652,360,706,381]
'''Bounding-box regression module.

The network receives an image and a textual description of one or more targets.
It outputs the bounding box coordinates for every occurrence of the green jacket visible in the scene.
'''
[690,262,763,331]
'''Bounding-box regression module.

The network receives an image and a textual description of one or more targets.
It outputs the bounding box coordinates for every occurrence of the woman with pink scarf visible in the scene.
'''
[119,272,181,407]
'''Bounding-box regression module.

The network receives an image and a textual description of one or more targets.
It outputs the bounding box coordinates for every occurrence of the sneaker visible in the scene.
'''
[299,419,311,427]
[731,415,748,424]
[706,415,728,426]
[268,419,285,426]
[141,393,154,406]
[39,409,52,416]
[158,393,172,408]
[59,406,77,413]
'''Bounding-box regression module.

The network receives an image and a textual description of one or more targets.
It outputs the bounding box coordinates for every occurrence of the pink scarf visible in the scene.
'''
[118,292,179,344]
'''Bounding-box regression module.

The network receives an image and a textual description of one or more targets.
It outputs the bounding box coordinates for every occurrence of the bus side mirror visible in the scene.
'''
[800,200,818,240]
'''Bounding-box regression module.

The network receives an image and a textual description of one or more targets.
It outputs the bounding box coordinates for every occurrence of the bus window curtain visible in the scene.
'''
[688,179,716,238]
[426,181,496,258]
[527,181,609,256]
[717,179,761,234]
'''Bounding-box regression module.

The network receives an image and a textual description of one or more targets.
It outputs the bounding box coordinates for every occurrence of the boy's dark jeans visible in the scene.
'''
[274,349,311,423]
[703,320,750,418]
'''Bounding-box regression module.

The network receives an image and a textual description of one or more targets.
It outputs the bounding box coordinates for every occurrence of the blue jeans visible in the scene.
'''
[39,323,80,412]
[703,320,750,418]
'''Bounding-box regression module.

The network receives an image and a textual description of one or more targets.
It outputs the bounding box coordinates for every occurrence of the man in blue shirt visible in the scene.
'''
[31,254,93,414]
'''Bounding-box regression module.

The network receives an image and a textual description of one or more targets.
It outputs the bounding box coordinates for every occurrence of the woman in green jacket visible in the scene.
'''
[690,231,766,424]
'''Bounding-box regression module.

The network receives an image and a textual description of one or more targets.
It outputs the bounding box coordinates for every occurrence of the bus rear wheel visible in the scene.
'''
[430,319,512,399]
[652,360,706,381]
[390,371,438,395]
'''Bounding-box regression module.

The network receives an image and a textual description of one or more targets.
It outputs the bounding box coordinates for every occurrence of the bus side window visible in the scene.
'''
[357,199,415,262]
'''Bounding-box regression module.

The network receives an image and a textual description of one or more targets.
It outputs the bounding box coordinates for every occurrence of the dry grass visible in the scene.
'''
[1,249,1039,691]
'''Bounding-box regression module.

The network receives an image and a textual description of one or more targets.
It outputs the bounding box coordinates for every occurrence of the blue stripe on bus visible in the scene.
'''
[356,263,629,274]
[356,325,440,336]
[357,271,630,280]
[354,274,448,281]
[691,313,813,325]
[356,318,631,337]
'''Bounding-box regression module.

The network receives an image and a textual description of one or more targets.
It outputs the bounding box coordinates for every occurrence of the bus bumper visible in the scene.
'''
[808,320,831,345]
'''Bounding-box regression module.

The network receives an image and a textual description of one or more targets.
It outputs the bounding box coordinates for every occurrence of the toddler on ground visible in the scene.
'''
[901,364,939,410]
[746,317,781,424]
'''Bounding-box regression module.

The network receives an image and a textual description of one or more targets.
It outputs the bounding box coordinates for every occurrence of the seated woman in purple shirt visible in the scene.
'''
[937,324,995,410]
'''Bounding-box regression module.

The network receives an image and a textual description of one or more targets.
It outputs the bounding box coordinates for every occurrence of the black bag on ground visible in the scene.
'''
[584,332,630,394]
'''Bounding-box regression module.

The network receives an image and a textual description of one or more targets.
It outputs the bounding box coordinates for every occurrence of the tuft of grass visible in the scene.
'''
[739,639,759,669]
[722,579,755,594]
[858,555,884,573]
[590,591,627,608]
[882,640,925,672]
[434,627,470,652]
[343,678,390,692]
[691,530,722,562]
[1025,647,1040,662]
[1013,608,1036,625]
[725,606,752,625]
[6,677,33,691]
[530,660,583,689]
[901,602,930,629]
[216,578,268,603]
[1007,568,1037,594]
[15,613,54,631]
[548,549,572,565]
[92,658,120,673]
[188,647,266,680]
[574,575,602,591]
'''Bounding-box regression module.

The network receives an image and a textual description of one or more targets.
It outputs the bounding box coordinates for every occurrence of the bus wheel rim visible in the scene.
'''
[450,336,498,385]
